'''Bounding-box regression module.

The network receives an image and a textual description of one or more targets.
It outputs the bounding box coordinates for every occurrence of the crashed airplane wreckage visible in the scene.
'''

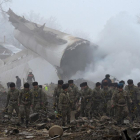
[0,9,96,83]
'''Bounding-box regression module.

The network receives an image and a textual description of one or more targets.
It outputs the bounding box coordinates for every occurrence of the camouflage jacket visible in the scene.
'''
[59,90,71,110]
[6,89,19,107]
[81,87,93,104]
[68,84,80,101]
[53,86,63,103]
[92,87,104,103]
[18,89,34,106]
[31,88,44,103]
[111,90,132,106]
[101,87,113,103]
[125,85,139,102]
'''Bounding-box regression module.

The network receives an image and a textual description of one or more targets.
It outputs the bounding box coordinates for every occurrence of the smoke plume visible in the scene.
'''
[73,12,140,85]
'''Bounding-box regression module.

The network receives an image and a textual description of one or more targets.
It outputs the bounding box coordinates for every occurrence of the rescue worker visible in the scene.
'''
[68,80,80,110]
[125,79,139,120]
[32,82,44,112]
[27,72,35,88]
[101,74,112,88]
[18,83,34,127]
[92,82,104,117]
[111,83,132,124]
[5,82,19,119]
[80,82,93,119]
[101,82,113,116]
[16,76,21,90]
[59,84,71,126]
[53,80,63,111]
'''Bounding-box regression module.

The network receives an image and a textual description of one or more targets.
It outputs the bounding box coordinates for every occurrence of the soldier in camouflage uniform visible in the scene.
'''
[59,84,71,126]
[111,83,132,124]
[5,82,19,119]
[125,79,139,120]
[68,80,80,110]
[101,82,113,116]
[39,85,48,111]
[81,82,93,119]
[92,82,104,117]
[53,80,63,111]
[32,82,44,112]
[18,83,34,127]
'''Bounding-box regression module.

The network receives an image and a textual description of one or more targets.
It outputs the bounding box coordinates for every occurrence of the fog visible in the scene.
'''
[73,12,140,84]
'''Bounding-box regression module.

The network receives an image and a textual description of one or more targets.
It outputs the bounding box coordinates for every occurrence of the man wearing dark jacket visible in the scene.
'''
[101,74,112,88]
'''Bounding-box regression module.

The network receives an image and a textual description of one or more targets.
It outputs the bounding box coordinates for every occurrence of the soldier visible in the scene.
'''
[59,84,71,126]
[68,80,80,110]
[16,76,21,90]
[5,82,19,119]
[39,85,48,111]
[111,83,132,124]
[27,72,35,88]
[32,82,44,112]
[81,82,93,119]
[101,82,113,116]
[18,83,34,127]
[92,82,104,117]
[125,79,139,120]
[101,74,112,88]
[80,83,85,117]
[53,80,63,111]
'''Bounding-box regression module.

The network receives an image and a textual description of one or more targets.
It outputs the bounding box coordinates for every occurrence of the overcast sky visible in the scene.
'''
[7,0,140,41]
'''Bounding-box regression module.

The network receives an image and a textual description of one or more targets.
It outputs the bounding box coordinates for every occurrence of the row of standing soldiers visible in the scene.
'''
[54,79,140,126]
[5,82,47,127]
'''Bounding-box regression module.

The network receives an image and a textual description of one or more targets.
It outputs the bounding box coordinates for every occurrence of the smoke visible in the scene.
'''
[73,12,140,85]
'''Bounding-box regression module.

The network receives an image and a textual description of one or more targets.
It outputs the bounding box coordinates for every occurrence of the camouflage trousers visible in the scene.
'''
[115,105,128,123]
[8,102,19,119]
[103,100,111,116]
[85,101,92,119]
[33,102,41,112]
[61,105,71,125]
[18,104,30,122]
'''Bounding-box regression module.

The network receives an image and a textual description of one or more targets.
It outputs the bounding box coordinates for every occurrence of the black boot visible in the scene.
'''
[26,120,28,128]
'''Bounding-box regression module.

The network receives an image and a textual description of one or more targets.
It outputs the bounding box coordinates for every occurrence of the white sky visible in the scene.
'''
[7,0,140,41]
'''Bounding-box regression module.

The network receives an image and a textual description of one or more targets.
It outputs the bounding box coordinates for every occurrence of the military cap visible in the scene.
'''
[82,82,87,87]
[105,74,110,78]
[32,82,38,86]
[16,76,18,78]
[10,82,15,87]
[68,80,73,84]
[96,82,101,87]
[117,83,123,89]
[39,85,42,88]
[58,80,64,85]
[80,83,84,87]
[24,83,30,88]
[127,79,133,85]
[137,82,140,87]
[62,84,69,90]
